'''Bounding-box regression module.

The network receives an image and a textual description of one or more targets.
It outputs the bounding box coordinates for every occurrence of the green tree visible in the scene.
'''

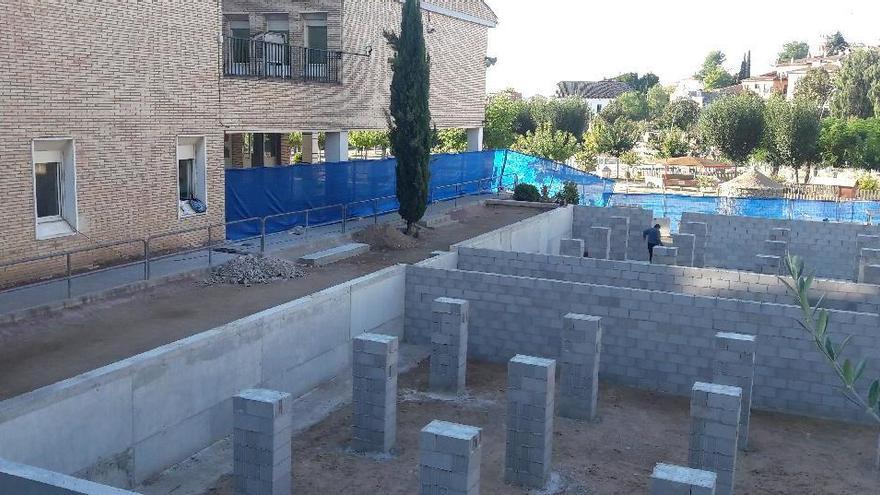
[699,92,765,165]
[652,128,691,158]
[484,92,520,149]
[512,122,579,162]
[386,0,431,234]
[777,41,809,63]
[646,85,671,121]
[588,116,640,159]
[737,51,752,81]
[547,97,592,142]
[831,49,880,119]
[823,31,850,56]
[703,67,736,90]
[820,118,880,169]
[661,98,701,131]
[433,128,467,153]
[696,50,726,80]
[350,130,389,158]
[794,68,834,117]
[762,96,821,181]
[601,91,648,123]
[613,72,660,93]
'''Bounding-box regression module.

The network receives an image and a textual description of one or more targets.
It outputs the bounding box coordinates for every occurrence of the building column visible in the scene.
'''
[689,382,742,495]
[430,297,469,394]
[302,132,319,164]
[466,127,483,152]
[325,131,349,163]
[505,355,555,488]
[352,333,399,453]
[233,389,293,495]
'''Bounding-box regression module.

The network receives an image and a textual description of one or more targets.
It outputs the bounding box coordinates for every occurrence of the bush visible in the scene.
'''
[554,181,580,205]
[857,174,880,191]
[512,183,541,202]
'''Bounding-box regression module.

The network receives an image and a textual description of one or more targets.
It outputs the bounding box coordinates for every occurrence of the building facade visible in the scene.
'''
[0,0,496,273]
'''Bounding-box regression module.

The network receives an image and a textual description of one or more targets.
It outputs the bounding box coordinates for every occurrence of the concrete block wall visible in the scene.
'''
[653,246,678,265]
[649,463,716,495]
[351,333,399,453]
[419,420,481,495]
[559,238,585,257]
[755,255,781,275]
[672,233,696,267]
[451,205,573,255]
[404,264,880,423]
[689,382,741,495]
[856,235,880,280]
[681,212,880,281]
[859,248,880,284]
[430,298,469,394]
[572,206,655,262]
[680,222,708,268]
[233,389,293,495]
[456,247,880,314]
[0,265,407,488]
[0,458,141,495]
[712,333,756,450]
[559,314,601,421]
[587,226,611,260]
[505,355,555,488]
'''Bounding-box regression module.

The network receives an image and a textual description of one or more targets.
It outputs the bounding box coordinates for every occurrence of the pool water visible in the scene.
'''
[606,193,880,231]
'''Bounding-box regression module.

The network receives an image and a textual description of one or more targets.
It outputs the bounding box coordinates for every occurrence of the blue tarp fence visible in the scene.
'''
[225,149,612,239]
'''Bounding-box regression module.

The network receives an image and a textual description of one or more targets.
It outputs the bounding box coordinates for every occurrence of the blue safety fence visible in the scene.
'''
[495,150,614,205]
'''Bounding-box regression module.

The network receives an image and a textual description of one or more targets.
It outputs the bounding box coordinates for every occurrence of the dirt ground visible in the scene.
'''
[203,361,879,495]
[0,204,539,400]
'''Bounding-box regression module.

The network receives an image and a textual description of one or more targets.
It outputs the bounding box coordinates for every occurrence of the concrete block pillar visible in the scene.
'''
[763,240,788,257]
[559,313,601,421]
[755,254,781,275]
[856,235,880,280]
[466,127,483,152]
[858,248,880,283]
[863,264,880,285]
[505,355,556,488]
[559,238,585,257]
[233,389,293,495]
[588,226,611,259]
[430,297,469,394]
[302,131,319,163]
[769,228,791,242]
[680,222,708,267]
[324,131,349,163]
[713,332,756,450]
[420,420,482,495]
[649,463,717,495]
[689,382,742,495]
[672,233,696,267]
[352,333,399,453]
[602,216,630,261]
[653,246,678,265]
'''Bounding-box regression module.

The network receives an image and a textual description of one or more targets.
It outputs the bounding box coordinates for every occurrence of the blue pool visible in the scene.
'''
[606,193,880,231]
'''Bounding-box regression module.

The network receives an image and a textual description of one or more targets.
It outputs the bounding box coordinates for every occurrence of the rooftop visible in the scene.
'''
[556,80,633,99]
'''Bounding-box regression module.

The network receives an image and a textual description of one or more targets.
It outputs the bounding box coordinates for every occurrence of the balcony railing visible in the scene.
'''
[222,36,342,83]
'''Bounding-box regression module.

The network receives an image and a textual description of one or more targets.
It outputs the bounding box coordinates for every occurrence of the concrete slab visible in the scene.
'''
[298,243,370,267]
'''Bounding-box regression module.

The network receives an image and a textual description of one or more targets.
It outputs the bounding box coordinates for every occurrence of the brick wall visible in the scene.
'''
[572,206,655,262]
[456,247,880,314]
[404,264,880,423]
[682,212,880,281]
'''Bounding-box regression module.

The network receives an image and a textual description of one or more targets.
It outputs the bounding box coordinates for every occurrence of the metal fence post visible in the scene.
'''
[65,253,72,299]
[260,218,266,255]
[342,204,347,233]
[207,227,213,267]
[305,210,310,237]
[373,199,379,225]
[145,239,152,280]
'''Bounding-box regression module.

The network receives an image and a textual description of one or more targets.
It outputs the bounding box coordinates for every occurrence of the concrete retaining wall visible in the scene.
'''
[451,205,573,254]
[0,265,406,488]
[0,458,141,494]
[682,212,880,281]
[457,247,880,314]
[404,264,880,423]
[572,206,654,262]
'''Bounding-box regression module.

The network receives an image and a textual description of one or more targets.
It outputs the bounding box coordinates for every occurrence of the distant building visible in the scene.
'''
[741,55,843,100]
[556,80,633,114]
[670,78,710,107]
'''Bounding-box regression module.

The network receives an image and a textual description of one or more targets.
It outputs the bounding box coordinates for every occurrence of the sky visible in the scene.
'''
[485,0,880,97]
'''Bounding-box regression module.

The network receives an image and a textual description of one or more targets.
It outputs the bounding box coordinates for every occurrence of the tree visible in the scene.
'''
[512,122,579,162]
[651,129,691,158]
[433,128,467,153]
[831,49,880,119]
[823,31,849,56]
[703,67,736,90]
[794,68,834,117]
[646,85,671,121]
[661,98,701,131]
[696,50,726,80]
[762,96,821,181]
[601,91,648,123]
[819,118,880,169]
[484,92,520,149]
[699,92,765,165]
[737,51,752,81]
[350,130,389,158]
[777,41,809,63]
[547,97,592,143]
[588,116,640,159]
[613,72,660,93]
[386,0,431,234]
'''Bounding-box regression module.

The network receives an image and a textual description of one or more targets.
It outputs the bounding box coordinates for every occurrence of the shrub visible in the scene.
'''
[512,183,541,202]
[857,174,880,192]
[554,181,580,205]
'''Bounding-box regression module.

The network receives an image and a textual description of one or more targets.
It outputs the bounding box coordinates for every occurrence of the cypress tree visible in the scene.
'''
[387,0,431,235]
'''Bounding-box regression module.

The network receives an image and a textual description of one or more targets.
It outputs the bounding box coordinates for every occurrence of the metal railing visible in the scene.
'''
[222,36,342,83]
[0,174,516,302]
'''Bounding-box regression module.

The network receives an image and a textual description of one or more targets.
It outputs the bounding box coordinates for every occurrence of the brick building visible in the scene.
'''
[0,0,495,272]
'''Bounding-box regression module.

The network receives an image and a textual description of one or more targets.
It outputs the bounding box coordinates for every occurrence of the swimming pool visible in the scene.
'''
[606,193,880,231]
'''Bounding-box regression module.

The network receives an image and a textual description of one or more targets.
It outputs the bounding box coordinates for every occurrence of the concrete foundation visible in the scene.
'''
[505,355,555,488]
[559,313,601,421]
[679,221,708,268]
[559,238,585,257]
[0,458,140,495]
[653,246,678,265]
[649,463,717,495]
[352,333,399,453]
[672,233,696,267]
[430,297,469,394]
[689,382,742,495]
[419,420,482,495]
[713,333,756,450]
[233,389,293,495]
[588,226,611,260]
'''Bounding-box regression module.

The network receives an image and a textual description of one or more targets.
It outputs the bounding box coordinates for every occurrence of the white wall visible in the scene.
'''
[451,206,573,255]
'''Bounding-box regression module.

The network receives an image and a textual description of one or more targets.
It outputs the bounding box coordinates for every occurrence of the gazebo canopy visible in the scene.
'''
[718,168,783,197]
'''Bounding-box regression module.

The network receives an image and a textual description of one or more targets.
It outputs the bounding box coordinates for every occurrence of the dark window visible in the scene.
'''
[179,159,195,201]
[35,161,61,218]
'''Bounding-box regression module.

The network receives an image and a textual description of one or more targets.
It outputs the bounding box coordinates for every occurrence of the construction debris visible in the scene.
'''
[353,224,421,250]
[204,255,305,286]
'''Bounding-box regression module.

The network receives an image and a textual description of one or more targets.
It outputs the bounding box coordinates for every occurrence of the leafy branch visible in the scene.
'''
[779,254,880,423]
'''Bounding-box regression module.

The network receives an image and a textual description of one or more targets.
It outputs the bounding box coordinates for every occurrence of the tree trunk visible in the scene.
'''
[794,168,800,184]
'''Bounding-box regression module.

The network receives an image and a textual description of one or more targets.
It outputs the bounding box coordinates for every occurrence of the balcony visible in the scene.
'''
[222,36,342,84]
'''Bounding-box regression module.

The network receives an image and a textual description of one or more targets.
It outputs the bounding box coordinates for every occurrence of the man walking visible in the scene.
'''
[643,223,662,262]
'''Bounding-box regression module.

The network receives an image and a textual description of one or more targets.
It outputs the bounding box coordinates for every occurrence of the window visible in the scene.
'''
[33,139,77,239]
[303,12,328,65]
[596,104,603,113]
[228,16,250,64]
[266,13,289,42]
[177,136,208,217]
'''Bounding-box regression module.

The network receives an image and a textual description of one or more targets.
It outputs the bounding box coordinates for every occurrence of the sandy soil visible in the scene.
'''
[204,361,879,495]
[0,204,539,399]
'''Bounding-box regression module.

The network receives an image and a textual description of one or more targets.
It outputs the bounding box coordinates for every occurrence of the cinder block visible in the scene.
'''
[430,297,469,394]
[352,333,399,453]
[420,420,481,495]
[588,226,612,260]
[689,382,741,495]
[858,248,880,283]
[855,236,880,280]
[680,221,708,267]
[863,264,880,285]
[653,246,678,265]
[672,233,696,267]
[505,355,555,488]
[603,216,630,261]
[755,254,781,275]
[763,240,787,257]
[649,463,717,495]
[559,238,585,257]
[559,313,601,421]
[233,389,293,495]
[768,228,791,242]
[713,333,756,450]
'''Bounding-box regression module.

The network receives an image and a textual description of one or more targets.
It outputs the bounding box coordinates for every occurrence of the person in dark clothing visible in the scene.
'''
[643,224,662,262]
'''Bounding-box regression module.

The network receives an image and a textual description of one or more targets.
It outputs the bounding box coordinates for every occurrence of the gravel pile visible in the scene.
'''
[353,224,420,250]
[205,255,305,286]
